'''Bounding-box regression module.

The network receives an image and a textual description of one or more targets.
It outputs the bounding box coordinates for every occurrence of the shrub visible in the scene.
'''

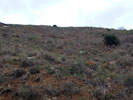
[92,87,114,100]
[61,56,66,62]
[0,75,13,84]
[57,61,87,77]
[107,28,111,31]
[79,97,88,100]
[117,57,133,68]
[61,81,81,96]
[67,62,86,76]
[29,67,40,75]
[13,69,26,78]
[46,67,55,75]
[0,63,3,68]
[124,77,133,95]
[104,34,120,46]
[53,25,57,28]
[45,40,56,51]
[43,86,61,97]
[15,86,40,100]
[20,59,35,67]
[0,88,12,95]
[43,81,81,97]
[44,54,55,62]
[34,77,41,82]
[124,76,133,87]
[92,87,104,100]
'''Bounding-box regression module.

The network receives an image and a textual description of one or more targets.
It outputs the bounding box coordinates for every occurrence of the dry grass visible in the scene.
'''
[0,24,132,100]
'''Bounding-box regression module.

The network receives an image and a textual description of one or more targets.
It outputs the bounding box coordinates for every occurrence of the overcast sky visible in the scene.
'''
[0,0,132,29]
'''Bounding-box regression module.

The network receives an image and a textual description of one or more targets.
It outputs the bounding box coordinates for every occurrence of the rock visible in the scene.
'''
[2,25,9,28]
[80,50,87,55]
[42,72,47,75]
[27,57,36,60]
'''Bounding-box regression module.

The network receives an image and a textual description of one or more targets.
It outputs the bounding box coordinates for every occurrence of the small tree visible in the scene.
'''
[104,34,120,46]
[53,25,57,28]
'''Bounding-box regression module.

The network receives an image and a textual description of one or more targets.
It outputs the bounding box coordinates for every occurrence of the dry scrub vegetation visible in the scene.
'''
[0,23,133,100]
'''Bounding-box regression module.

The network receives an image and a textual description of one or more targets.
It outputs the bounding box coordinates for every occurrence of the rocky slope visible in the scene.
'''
[0,23,133,100]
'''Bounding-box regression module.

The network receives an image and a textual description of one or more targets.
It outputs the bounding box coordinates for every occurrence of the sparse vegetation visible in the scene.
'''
[0,23,132,100]
[42,81,81,97]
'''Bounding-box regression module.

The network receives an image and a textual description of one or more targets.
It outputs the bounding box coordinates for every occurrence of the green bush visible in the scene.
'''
[53,24,57,28]
[29,67,40,75]
[43,86,61,97]
[42,81,81,97]
[124,76,133,87]
[104,34,120,46]
[21,59,35,67]
[92,87,115,100]
[13,69,26,78]
[16,86,41,100]
[61,81,81,96]
[0,63,3,68]
[44,54,55,62]
[0,88,12,95]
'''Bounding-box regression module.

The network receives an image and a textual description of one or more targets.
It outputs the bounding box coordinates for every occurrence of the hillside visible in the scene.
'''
[0,23,133,100]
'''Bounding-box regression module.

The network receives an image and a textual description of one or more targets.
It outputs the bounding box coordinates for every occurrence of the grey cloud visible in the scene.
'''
[76,2,132,28]
[0,0,26,13]
[94,5,127,27]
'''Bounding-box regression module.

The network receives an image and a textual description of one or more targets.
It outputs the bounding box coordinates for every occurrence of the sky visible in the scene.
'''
[0,0,133,29]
